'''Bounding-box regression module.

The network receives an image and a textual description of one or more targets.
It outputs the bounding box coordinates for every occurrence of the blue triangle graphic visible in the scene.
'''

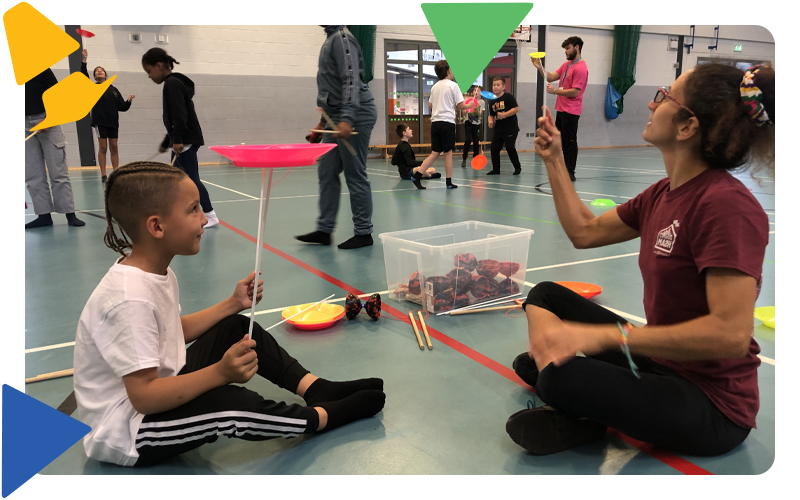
[2,385,90,497]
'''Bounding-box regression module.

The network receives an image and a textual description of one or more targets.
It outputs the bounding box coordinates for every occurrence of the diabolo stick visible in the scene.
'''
[248,165,275,339]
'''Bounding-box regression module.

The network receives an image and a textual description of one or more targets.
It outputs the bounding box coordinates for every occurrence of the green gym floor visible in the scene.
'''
[25,148,775,475]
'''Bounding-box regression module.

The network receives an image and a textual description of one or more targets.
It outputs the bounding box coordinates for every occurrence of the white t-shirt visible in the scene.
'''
[429,79,464,123]
[74,258,186,466]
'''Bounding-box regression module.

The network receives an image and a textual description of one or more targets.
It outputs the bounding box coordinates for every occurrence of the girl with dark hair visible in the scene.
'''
[141,47,218,228]
[506,64,774,457]
[81,49,134,183]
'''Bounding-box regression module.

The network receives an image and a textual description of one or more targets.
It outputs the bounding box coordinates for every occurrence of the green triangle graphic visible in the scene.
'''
[422,3,533,93]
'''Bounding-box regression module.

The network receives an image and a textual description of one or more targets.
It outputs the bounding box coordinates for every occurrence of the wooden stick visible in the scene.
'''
[408,312,424,350]
[318,108,357,156]
[144,152,161,162]
[25,368,73,384]
[418,311,432,350]
[170,155,177,166]
[25,130,39,142]
[449,305,519,316]
[310,129,359,135]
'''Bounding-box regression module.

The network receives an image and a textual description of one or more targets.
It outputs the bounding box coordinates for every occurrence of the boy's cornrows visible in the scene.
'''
[103,161,187,257]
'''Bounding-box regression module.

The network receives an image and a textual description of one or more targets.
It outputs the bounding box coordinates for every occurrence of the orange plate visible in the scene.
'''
[471,154,487,170]
[554,281,603,299]
[281,303,345,331]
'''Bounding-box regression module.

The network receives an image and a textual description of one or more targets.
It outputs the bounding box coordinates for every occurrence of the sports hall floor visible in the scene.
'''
[24,147,775,475]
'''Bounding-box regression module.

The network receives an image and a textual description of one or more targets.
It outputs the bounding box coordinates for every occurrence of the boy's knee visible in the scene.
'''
[219,313,249,333]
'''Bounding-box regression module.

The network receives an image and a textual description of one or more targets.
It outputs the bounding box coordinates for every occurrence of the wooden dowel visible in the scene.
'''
[449,305,519,316]
[318,108,357,156]
[408,312,424,350]
[25,130,39,142]
[418,311,432,350]
[310,129,359,135]
[25,368,73,384]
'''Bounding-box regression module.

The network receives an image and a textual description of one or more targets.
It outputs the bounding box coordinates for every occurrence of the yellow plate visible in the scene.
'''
[281,303,345,330]
[754,306,775,329]
[529,51,546,58]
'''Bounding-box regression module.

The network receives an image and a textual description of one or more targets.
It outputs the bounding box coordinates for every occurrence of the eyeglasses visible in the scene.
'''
[654,87,695,117]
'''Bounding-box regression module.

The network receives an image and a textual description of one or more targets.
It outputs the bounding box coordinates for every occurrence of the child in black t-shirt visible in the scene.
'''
[487,76,522,175]
[391,123,441,189]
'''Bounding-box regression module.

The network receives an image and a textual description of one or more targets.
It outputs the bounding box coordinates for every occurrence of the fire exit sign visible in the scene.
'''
[734,43,742,52]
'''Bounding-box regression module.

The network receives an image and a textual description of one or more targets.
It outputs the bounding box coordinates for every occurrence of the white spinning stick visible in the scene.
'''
[262,294,336,332]
[247,166,275,339]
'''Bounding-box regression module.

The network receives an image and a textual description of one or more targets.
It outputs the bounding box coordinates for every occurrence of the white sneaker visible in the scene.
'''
[203,210,219,228]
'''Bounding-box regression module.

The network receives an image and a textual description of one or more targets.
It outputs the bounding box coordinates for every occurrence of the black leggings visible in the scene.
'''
[172,144,213,213]
[134,315,318,467]
[522,282,751,456]
[462,122,481,159]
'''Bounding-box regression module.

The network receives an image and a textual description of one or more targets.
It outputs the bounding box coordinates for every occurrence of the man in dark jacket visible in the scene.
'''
[25,68,84,228]
[295,25,377,250]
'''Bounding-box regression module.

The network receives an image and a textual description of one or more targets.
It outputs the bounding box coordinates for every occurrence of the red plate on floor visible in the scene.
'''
[554,281,603,299]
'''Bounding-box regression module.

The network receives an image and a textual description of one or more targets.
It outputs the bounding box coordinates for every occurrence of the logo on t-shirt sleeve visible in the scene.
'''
[655,220,680,255]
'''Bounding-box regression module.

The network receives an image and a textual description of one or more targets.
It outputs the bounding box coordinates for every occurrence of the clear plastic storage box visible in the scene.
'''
[378,221,534,313]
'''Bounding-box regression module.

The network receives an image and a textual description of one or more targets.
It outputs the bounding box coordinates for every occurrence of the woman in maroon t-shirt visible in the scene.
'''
[505,64,774,456]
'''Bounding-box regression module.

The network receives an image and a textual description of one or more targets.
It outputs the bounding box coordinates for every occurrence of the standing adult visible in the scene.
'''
[81,49,135,183]
[25,68,84,229]
[296,25,377,250]
[532,36,588,181]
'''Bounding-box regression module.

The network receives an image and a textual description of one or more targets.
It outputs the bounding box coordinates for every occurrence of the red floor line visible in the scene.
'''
[219,219,713,476]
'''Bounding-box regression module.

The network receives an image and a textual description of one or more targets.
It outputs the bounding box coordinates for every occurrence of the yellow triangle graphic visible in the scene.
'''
[3,2,79,85]
[30,73,116,130]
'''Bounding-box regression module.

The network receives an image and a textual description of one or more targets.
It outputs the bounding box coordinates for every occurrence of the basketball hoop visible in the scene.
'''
[510,25,532,55]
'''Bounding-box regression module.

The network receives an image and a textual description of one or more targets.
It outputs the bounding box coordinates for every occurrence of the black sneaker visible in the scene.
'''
[512,352,539,387]
[506,406,607,455]
[101,175,107,183]
[513,168,522,175]
[461,158,467,168]
[486,170,500,175]
[569,174,576,182]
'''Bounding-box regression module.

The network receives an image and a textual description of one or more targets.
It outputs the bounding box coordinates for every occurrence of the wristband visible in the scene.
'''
[616,322,641,379]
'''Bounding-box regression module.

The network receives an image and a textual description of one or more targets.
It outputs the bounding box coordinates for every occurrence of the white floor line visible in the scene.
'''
[601,306,647,324]
[527,253,640,272]
[758,355,775,365]
[769,231,775,234]
[203,181,258,200]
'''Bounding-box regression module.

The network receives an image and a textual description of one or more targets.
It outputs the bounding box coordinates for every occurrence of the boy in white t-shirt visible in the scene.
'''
[74,161,385,467]
[417,60,476,189]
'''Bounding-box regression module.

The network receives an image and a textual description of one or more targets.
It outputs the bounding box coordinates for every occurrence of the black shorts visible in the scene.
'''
[95,126,118,139]
[430,121,456,153]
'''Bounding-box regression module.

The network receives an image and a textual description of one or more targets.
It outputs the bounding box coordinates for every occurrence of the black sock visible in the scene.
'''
[337,234,373,250]
[66,213,85,227]
[25,214,53,229]
[413,179,426,189]
[295,230,331,245]
[303,377,384,406]
[315,390,386,432]
[430,172,442,179]
[446,178,457,189]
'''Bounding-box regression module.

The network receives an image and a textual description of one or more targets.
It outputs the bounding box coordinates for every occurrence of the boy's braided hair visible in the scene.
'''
[103,161,188,257]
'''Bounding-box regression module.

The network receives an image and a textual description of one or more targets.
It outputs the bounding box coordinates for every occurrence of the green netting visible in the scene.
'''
[349,25,377,84]
[609,25,641,114]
